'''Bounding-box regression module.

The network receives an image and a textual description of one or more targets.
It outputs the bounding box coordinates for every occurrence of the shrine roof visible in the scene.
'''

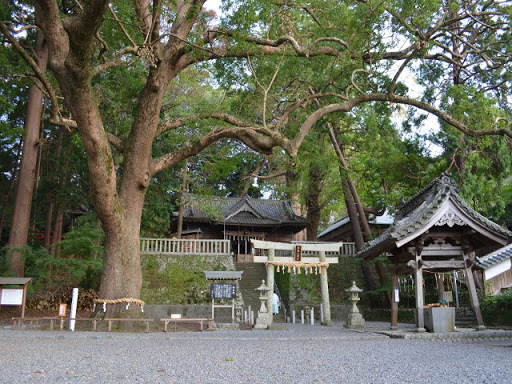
[477,243,512,270]
[175,195,307,227]
[358,173,512,260]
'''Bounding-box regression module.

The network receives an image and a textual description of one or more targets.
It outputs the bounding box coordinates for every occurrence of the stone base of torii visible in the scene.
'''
[251,239,343,326]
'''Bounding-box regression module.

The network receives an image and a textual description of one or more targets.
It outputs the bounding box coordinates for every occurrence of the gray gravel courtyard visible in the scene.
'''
[1,322,511,384]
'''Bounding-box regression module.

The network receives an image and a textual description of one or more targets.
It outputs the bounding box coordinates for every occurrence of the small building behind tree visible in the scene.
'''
[171,195,307,261]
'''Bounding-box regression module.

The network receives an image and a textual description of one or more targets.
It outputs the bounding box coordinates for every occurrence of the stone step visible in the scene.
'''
[235,262,267,310]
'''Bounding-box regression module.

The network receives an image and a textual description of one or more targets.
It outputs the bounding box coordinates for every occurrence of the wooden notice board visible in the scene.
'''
[294,244,303,262]
[0,277,32,318]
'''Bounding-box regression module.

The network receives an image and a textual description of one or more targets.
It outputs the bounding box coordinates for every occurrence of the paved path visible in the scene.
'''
[1,322,511,383]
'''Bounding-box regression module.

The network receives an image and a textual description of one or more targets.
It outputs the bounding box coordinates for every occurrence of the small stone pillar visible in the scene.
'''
[254,280,272,329]
[344,281,366,329]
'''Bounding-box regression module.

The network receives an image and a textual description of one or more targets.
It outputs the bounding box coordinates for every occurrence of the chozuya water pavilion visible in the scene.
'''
[358,173,512,331]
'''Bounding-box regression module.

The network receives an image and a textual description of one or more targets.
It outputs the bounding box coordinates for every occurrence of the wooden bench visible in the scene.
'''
[103,318,155,332]
[12,317,98,330]
[12,317,154,332]
[161,318,213,332]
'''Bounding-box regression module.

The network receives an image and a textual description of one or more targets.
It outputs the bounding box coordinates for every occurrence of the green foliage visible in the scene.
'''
[141,255,227,304]
[58,214,104,261]
[1,215,103,294]
[328,258,366,304]
[3,244,102,296]
[481,290,512,312]
[481,291,512,326]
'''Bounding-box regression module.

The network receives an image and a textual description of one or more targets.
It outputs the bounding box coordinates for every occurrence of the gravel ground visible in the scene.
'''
[1,322,511,384]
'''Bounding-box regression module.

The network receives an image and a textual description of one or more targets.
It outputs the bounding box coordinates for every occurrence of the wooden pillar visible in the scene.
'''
[436,273,445,300]
[391,274,399,330]
[414,250,426,332]
[266,248,275,324]
[319,250,332,326]
[21,283,28,319]
[463,251,485,330]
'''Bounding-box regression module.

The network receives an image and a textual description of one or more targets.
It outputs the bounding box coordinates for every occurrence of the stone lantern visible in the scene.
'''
[254,280,272,329]
[345,281,366,328]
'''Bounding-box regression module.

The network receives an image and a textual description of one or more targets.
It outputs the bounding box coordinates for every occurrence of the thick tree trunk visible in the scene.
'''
[7,32,48,276]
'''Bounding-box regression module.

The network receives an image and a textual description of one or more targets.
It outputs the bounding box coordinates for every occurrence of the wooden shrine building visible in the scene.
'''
[358,173,512,331]
[171,195,307,261]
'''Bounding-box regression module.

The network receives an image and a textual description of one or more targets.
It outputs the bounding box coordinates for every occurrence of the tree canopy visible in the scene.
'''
[1,0,511,303]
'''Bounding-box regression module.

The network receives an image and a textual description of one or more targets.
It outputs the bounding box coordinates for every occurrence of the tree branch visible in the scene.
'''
[107,133,124,152]
[0,22,60,122]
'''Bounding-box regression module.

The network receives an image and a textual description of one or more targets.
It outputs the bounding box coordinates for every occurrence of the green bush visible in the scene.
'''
[481,290,512,325]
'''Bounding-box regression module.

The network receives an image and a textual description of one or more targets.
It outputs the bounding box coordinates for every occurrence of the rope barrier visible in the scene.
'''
[93,298,145,312]
[266,261,330,275]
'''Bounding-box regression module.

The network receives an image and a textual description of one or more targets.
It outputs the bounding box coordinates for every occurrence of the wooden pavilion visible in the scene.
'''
[358,173,512,331]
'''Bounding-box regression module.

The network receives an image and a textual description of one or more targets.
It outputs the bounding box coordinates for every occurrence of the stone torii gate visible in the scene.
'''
[251,239,342,326]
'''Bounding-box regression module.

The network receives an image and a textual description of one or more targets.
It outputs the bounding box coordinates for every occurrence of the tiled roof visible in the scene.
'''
[477,244,512,269]
[358,173,512,259]
[179,195,306,226]
[318,212,394,239]
[318,217,350,238]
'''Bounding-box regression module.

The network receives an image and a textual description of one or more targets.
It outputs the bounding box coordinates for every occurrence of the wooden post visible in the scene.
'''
[266,248,275,324]
[391,274,399,330]
[436,273,445,300]
[319,250,332,326]
[414,250,426,332]
[463,251,485,330]
[21,283,28,319]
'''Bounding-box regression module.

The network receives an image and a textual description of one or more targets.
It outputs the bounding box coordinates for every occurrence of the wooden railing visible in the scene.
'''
[339,242,357,256]
[140,238,231,256]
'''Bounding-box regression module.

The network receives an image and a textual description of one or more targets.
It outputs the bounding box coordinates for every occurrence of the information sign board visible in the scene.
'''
[443,291,453,303]
[0,288,23,305]
[210,283,236,299]
[59,303,67,316]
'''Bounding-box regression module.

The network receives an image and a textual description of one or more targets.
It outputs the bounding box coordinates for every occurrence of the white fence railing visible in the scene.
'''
[140,238,231,256]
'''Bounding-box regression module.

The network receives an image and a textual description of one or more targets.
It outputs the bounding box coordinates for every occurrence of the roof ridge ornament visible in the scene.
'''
[435,209,465,228]
[439,171,459,193]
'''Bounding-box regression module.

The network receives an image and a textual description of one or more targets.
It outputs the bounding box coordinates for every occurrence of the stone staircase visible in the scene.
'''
[235,262,289,323]
[235,262,267,312]
[456,308,477,328]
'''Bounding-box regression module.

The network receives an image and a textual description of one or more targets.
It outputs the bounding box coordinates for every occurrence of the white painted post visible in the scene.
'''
[292,310,296,324]
[251,311,254,326]
[320,304,324,324]
[244,310,248,324]
[311,307,315,325]
[70,288,78,332]
[301,310,304,324]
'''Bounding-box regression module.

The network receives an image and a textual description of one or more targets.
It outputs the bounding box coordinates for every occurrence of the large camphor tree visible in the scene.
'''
[2,0,511,309]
